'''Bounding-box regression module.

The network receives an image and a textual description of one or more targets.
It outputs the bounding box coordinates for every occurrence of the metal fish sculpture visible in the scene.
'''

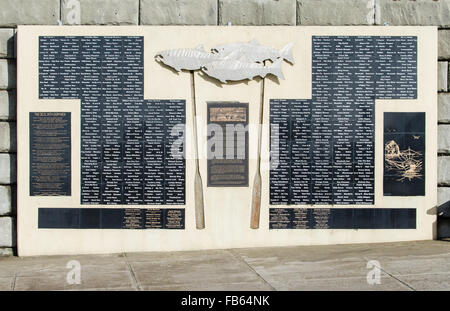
[212,40,295,64]
[201,57,285,83]
[155,45,222,71]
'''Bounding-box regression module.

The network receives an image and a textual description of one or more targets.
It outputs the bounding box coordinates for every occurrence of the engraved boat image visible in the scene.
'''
[384,140,423,181]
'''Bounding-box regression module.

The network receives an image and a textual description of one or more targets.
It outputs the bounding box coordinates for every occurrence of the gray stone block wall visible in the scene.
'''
[439,29,450,60]
[220,0,295,25]
[376,0,450,27]
[297,0,374,25]
[437,1,450,233]
[61,0,139,25]
[439,94,450,123]
[438,61,449,92]
[0,0,449,255]
[141,0,217,25]
[0,0,60,27]
[0,13,16,254]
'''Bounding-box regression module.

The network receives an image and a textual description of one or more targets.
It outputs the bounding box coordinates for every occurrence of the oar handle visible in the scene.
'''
[250,67,266,229]
[191,70,205,229]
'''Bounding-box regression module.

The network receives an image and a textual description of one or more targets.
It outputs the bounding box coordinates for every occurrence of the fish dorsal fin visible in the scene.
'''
[195,44,204,51]
[249,39,259,45]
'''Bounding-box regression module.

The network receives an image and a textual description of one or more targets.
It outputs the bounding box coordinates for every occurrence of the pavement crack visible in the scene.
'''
[226,249,277,291]
[10,272,16,291]
[123,254,142,291]
[363,256,416,291]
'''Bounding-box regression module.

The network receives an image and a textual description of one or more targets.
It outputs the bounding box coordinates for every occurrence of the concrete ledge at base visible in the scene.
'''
[220,0,296,26]
[2,241,450,290]
[439,29,450,60]
[0,0,59,27]
[0,185,11,216]
[0,217,15,248]
[61,0,139,25]
[438,124,450,154]
[297,0,373,25]
[0,153,16,185]
[438,156,450,186]
[376,0,450,27]
[439,93,450,123]
[141,0,217,25]
[0,60,16,91]
[438,61,448,92]
[0,29,15,59]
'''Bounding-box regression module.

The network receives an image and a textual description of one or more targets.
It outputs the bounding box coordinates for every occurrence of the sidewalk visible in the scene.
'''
[1,240,450,291]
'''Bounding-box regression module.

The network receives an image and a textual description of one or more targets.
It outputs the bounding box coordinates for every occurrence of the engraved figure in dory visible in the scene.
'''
[201,57,285,83]
[211,39,295,64]
[155,45,222,71]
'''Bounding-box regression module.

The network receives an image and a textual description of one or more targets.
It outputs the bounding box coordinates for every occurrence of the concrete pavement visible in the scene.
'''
[1,240,450,291]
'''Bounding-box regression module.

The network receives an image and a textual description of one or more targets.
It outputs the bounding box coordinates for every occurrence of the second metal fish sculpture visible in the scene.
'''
[201,57,285,83]
[212,40,295,64]
[155,45,222,71]
[155,40,294,83]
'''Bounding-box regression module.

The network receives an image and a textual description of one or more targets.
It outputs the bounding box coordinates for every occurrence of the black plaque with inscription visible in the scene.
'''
[30,112,71,196]
[38,36,186,207]
[38,208,185,229]
[269,36,418,229]
[270,36,417,207]
[384,112,425,196]
[207,102,249,187]
[269,208,416,229]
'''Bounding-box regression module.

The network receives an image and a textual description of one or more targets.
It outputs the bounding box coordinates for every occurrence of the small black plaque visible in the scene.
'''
[30,112,71,196]
[143,209,164,229]
[383,112,425,196]
[123,208,142,229]
[207,102,249,187]
[269,208,416,229]
[38,208,185,229]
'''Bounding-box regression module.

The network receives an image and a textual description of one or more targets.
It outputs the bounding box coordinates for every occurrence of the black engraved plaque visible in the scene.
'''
[30,112,71,196]
[269,208,416,229]
[123,208,143,229]
[269,36,418,230]
[38,36,186,206]
[384,112,425,196]
[270,36,417,207]
[39,208,185,229]
[207,102,249,187]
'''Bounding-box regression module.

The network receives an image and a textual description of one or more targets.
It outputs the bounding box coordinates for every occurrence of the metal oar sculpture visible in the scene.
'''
[155,40,294,229]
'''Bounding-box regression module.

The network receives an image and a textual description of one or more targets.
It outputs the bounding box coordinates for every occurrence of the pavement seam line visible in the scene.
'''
[362,256,416,291]
[226,249,277,291]
[123,254,142,291]
[10,272,16,291]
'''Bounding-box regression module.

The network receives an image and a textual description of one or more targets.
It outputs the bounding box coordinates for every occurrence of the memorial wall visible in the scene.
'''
[17,26,437,256]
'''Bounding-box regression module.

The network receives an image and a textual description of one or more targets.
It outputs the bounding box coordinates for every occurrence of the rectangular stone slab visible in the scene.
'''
[16,26,437,256]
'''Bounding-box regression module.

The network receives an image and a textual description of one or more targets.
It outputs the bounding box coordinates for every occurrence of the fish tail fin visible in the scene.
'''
[279,42,294,64]
[268,58,284,80]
